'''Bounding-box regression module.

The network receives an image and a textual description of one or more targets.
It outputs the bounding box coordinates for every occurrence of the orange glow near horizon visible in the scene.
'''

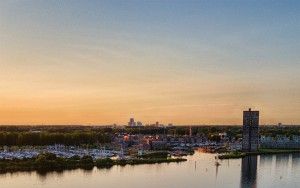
[0,49,299,125]
[1,1,299,125]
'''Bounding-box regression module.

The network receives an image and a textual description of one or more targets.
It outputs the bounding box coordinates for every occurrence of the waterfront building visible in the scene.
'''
[260,135,300,149]
[242,108,259,152]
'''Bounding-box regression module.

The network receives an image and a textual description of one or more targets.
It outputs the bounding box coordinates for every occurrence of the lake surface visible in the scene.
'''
[1,151,300,188]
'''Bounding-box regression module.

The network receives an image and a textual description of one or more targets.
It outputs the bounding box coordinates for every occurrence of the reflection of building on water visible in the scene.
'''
[260,154,298,182]
[275,154,289,170]
[259,154,273,167]
[240,156,257,188]
[292,153,300,169]
[215,162,219,179]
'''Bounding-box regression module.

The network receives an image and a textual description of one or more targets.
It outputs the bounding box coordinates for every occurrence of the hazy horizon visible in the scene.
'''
[1,1,300,125]
[0,123,299,127]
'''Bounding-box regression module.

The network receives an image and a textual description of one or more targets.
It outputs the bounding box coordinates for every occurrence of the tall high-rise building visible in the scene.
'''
[242,108,259,152]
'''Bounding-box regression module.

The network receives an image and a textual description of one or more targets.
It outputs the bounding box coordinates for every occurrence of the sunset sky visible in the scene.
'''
[0,1,299,125]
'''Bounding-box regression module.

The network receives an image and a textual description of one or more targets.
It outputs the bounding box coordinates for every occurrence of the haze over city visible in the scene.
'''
[1,1,299,125]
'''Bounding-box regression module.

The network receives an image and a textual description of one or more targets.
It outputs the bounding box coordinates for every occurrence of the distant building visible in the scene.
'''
[128,118,136,127]
[242,108,259,152]
[168,123,173,127]
[136,121,143,127]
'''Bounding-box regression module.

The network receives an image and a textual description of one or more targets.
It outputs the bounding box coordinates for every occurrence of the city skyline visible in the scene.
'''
[1,1,300,125]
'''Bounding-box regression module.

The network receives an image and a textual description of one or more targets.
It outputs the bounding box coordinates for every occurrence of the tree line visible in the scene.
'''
[0,125,299,146]
[0,131,111,146]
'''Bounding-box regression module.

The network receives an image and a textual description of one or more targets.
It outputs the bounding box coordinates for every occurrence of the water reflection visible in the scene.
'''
[240,156,257,188]
[0,166,111,180]
[259,154,272,166]
[1,153,300,188]
[215,162,219,179]
[291,153,300,169]
[275,154,289,170]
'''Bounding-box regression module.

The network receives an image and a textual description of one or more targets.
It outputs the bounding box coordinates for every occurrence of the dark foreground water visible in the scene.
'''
[1,151,300,188]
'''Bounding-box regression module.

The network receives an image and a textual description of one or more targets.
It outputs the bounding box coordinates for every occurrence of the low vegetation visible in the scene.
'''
[138,151,169,159]
[219,149,300,160]
[0,153,186,173]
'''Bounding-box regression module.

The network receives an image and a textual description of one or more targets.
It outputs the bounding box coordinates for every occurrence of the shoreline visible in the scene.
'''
[0,153,187,174]
[218,149,300,159]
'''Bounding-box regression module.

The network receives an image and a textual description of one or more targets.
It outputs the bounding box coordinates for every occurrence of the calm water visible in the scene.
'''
[1,151,300,188]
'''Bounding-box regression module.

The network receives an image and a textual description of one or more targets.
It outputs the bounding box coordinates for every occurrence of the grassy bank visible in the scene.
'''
[0,153,187,173]
[219,149,300,160]
[96,157,186,167]
[218,151,246,159]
